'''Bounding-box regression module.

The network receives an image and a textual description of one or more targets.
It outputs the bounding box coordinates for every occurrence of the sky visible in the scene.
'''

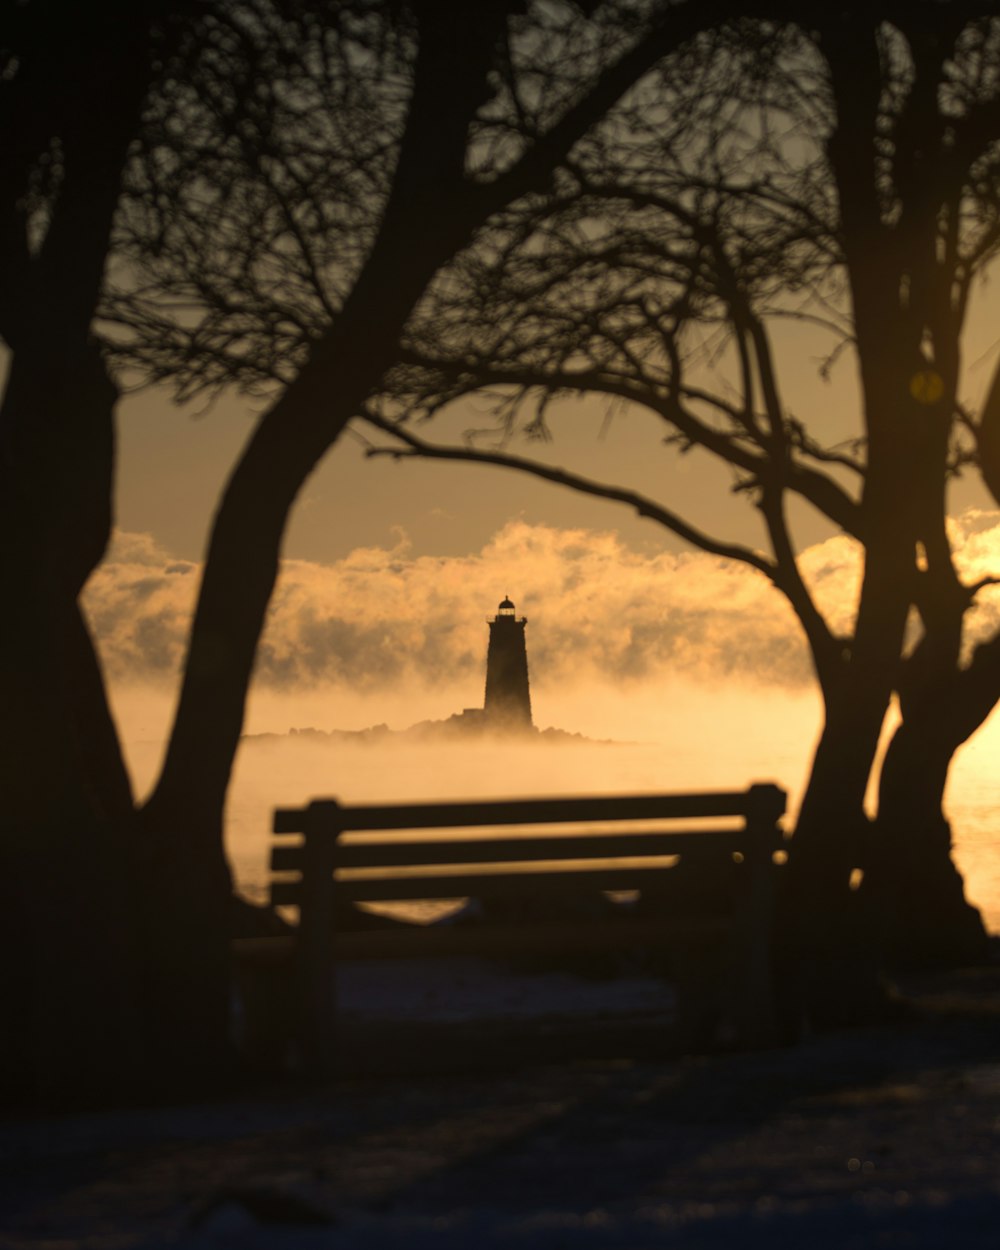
[112,260,1000,562]
[86,504,1000,745]
[101,261,1000,713]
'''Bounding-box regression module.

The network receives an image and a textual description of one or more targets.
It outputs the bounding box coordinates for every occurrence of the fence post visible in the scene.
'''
[730,783,786,1045]
[298,800,339,1077]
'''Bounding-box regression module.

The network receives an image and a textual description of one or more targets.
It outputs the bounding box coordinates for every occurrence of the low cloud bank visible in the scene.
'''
[83,514,1000,696]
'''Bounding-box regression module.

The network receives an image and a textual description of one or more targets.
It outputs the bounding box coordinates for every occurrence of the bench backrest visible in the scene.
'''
[270,784,787,909]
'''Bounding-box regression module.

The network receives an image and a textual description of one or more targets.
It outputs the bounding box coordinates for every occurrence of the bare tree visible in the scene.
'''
[1,0,734,1100]
[359,8,1000,1004]
[0,0,205,1103]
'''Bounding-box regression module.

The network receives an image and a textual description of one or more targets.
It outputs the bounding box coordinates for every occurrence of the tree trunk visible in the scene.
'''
[864,712,988,969]
[0,343,141,1105]
[0,6,159,1101]
[860,461,994,968]
[778,677,894,1030]
[779,468,917,1026]
[138,3,511,1082]
[862,617,1000,970]
[0,603,144,1106]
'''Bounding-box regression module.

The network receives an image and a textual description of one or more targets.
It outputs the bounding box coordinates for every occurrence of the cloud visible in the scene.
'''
[84,530,200,679]
[82,513,1000,695]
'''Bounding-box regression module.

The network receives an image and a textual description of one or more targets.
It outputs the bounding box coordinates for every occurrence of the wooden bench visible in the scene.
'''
[259,784,787,1073]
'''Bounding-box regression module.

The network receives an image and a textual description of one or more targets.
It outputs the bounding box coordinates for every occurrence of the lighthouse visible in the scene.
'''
[483,597,533,730]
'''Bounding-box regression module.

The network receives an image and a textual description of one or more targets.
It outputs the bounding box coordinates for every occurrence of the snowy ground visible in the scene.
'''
[4,963,1000,1249]
[336,955,673,1023]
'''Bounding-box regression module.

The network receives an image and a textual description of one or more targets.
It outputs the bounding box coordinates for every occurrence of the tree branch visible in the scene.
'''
[474,2,735,218]
[361,408,778,577]
[395,350,864,536]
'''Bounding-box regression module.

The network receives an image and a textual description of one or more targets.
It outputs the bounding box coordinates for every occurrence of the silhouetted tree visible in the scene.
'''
[361,8,1000,998]
[4,0,737,1101]
[0,0,203,1103]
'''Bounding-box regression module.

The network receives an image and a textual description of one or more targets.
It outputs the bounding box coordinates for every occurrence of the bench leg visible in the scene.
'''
[673,936,728,1051]
[297,816,337,1077]
[726,859,778,1047]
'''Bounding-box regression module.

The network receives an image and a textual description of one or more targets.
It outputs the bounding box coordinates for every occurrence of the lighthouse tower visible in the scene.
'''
[483,597,533,729]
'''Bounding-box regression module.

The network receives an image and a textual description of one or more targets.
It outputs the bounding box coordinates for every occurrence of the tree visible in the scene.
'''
[4,0,736,1101]
[358,7,1000,997]
[0,0,203,1103]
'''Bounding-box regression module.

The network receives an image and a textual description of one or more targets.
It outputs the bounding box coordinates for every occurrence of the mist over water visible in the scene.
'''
[115,676,1000,931]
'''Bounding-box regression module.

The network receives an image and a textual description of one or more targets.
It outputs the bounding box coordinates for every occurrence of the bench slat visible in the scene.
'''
[270,828,777,874]
[273,786,785,836]
[272,862,745,906]
[336,830,763,865]
[271,845,304,871]
[273,809,305,835]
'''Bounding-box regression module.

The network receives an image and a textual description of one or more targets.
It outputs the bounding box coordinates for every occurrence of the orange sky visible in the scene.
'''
[87,510,1000,746]
[112,273,1000,570]
[88,255,1000,745]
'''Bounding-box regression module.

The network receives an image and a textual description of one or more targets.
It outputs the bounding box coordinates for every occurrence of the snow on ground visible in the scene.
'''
[180,1194,1000,1250]
[336,956,673,1022]
[5,970,1000,1250]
